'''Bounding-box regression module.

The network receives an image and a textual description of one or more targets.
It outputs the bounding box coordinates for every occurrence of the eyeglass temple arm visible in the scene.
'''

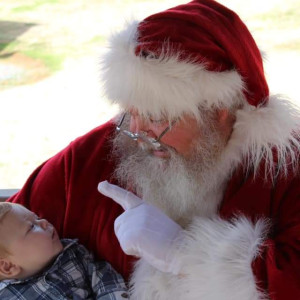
[116,114,126,131]
[156,119,177,142]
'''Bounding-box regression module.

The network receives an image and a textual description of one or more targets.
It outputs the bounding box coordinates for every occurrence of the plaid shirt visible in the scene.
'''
[0,239,128,300]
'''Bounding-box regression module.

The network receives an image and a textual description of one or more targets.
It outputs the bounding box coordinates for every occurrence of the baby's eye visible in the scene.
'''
[30,223,36,230]
[34,214,40,220]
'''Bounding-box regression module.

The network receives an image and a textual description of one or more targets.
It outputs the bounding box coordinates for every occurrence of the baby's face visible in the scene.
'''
[0,204,63,279]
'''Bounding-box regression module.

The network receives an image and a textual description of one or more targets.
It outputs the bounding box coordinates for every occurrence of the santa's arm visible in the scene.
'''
[98,181,300,300]
[174,200,300,299]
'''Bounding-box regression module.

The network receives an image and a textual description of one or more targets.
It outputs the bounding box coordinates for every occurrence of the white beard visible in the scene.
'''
[111,116,239,300]
[112,117,233,227]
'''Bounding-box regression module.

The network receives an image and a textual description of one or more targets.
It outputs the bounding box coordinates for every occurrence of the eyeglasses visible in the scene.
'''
[116,113,176,150]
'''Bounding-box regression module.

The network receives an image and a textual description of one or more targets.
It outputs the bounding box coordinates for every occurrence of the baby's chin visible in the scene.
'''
[49,230,64,259]
[42,241,64,271]
[54,239,64,254]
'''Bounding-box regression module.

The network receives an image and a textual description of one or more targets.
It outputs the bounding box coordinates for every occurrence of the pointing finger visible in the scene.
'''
[98,181,142,210]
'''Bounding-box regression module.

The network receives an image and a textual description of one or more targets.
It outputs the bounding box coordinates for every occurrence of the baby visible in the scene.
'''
[0,202,128,299]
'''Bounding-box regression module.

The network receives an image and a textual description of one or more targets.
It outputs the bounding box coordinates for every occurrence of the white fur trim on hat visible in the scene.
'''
[100,20,245,121]
[220,95,300,180]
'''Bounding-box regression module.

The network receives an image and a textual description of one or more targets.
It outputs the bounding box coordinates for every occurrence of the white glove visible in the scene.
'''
[98,181,183,275]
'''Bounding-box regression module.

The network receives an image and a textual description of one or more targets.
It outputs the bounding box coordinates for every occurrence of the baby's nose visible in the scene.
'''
[38,219,49,230]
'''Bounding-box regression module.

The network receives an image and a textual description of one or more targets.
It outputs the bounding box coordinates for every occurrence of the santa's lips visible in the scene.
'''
[137,139,171,157]
[153,149,170,158]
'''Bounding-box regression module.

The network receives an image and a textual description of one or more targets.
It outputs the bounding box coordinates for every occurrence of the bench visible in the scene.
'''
[0,189,19,201]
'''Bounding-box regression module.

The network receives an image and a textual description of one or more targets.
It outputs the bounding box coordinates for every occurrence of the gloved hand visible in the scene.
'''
[98,181,183,275]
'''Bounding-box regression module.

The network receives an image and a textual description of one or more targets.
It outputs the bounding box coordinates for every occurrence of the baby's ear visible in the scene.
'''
[0,258,21,278]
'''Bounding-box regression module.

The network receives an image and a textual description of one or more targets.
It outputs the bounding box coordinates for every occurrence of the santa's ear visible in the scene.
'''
[215,109,236,141]
[216,108,236,129]
[216,109,230,123]
[0,258,21,278]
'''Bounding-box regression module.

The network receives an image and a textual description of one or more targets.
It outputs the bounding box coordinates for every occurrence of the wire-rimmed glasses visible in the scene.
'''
[116,113,176,150]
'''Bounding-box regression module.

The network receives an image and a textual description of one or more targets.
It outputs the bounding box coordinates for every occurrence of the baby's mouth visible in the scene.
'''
[51,228,57,240]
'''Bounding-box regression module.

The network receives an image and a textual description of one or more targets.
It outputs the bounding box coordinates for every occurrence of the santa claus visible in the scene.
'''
[9,0,300,299]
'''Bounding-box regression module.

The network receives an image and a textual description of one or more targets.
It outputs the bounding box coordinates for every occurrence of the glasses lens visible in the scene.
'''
[116,113,173,151]
[137,134,162,150]
[122,130,138,140]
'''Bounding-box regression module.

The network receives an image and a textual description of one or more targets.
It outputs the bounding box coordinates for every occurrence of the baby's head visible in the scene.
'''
[0,202,63,280]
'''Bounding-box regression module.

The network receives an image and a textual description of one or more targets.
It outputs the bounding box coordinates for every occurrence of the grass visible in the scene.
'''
[276,40,300,52]
[2,0,298,76]
[88,35,106,45]
[246,1,300,52]
[0,0,298,89]
[23,47,65,72]
[0,41,20,53]
[253,4,300,30]
[11,0,61,13]
[0,40,66,85]
[0,0,108,87]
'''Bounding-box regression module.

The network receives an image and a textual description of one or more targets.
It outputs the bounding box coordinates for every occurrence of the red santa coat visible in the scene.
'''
[8,120,300,299]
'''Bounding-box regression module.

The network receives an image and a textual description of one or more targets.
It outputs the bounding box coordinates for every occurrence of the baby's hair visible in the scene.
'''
[0,202,13,257]
[0,202,13,223]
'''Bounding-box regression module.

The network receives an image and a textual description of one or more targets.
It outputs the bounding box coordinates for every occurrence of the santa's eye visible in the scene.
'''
[149,118,166,124]
[147,114,168,125]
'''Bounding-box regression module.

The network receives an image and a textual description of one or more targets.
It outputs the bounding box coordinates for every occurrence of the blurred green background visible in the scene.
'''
[0,0,300,188]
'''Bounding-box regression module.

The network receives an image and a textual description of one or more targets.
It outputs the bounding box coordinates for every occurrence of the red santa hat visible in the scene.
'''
[101,0,269,120]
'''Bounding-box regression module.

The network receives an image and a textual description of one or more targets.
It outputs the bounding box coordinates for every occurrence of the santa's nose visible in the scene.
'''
[129,111,156,139]
[129,110,143,131]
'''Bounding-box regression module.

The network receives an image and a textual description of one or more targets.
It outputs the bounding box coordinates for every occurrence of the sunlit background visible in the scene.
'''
[0,0,300,188]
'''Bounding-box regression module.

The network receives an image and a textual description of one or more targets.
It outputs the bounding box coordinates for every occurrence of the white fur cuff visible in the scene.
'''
[173,216,269,300]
